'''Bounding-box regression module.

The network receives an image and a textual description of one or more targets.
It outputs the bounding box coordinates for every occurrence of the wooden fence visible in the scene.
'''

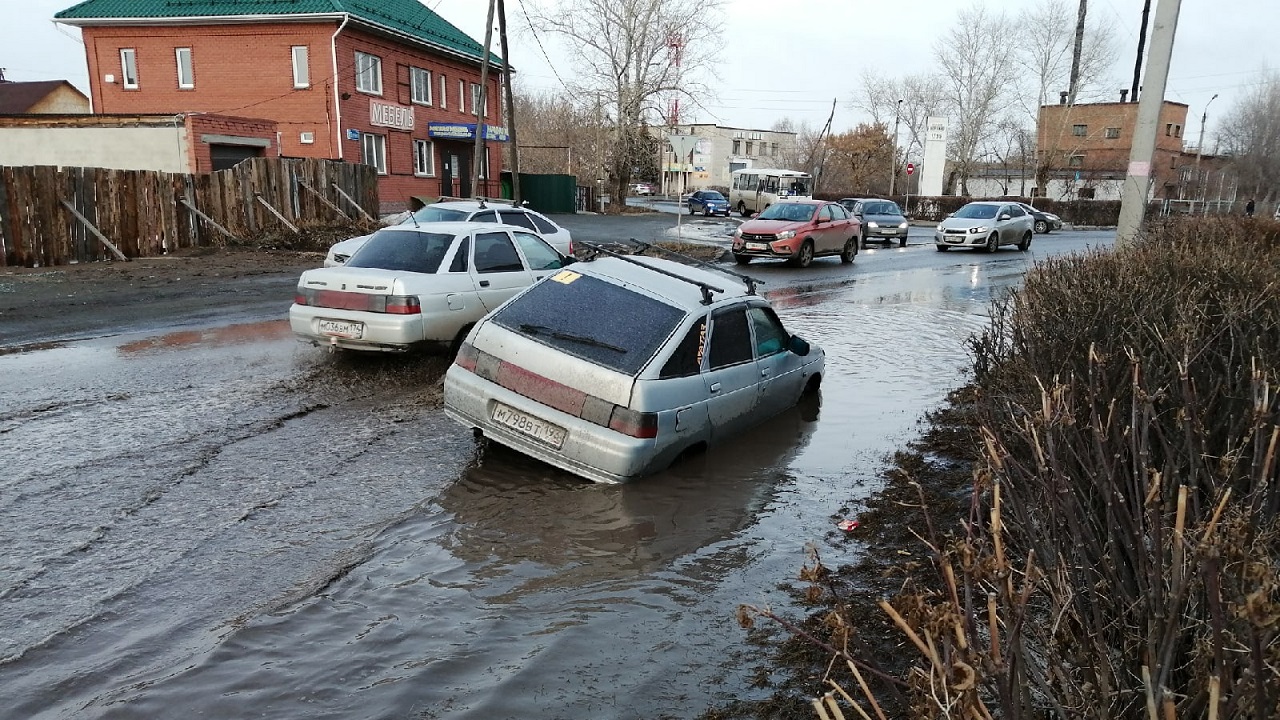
[0,157,379,267]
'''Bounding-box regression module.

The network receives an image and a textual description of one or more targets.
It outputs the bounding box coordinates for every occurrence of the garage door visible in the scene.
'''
[210,144,262,171]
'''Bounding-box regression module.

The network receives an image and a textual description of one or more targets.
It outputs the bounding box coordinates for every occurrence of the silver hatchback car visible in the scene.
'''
[442,249,825,484]
[934,201,1035,252]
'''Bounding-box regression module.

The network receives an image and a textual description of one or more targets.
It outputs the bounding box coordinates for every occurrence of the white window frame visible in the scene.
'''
[458,79,465,112]
[175,47,194,89]
[413,139,435,176]
[477,148,489,179]
[291,46,310,88]
[410,67,432,105]
[354,51,382,95]
[469,82,487,117]
[120,48,138,89]
[361,132,387,175]
[439,74,447,108]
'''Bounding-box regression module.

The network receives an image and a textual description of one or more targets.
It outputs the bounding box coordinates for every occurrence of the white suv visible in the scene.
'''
[442,246,825,484]
[325,199,572,267]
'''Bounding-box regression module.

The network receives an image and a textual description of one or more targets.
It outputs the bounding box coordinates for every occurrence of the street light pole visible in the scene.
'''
[888,99,903,197]
[1194,92,1218,209]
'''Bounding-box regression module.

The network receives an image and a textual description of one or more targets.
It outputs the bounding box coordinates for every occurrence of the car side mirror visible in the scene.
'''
[999,213,1011,221]
[561,255,577,266]
[788,334,811,357]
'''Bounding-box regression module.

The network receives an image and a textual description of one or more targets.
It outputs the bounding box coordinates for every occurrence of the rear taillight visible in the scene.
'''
[384,295,420,314]
[294,287,419,314]
[454,342,479,371]
[608,406,658,439]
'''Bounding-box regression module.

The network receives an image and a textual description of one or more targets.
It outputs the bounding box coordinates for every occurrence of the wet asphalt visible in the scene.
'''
[0,211,1115,718]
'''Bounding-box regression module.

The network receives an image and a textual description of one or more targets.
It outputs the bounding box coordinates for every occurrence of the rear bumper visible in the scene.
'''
[443,366,666,484]
[289,304,450,353]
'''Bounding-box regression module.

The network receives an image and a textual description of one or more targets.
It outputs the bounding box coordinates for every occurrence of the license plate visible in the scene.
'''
[745,242,768,251]
[883,228,899,234]
[492,403,566,449]
[318,319,364,339]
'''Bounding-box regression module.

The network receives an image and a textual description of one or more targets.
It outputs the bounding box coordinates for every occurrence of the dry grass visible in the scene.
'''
[733,217,1280,719]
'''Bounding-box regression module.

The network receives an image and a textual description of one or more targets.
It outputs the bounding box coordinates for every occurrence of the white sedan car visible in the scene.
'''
[325,200,573,267]
[292,222,572,353]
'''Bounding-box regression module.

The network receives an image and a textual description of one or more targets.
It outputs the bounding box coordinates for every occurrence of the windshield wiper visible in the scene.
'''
[519,324,627,353]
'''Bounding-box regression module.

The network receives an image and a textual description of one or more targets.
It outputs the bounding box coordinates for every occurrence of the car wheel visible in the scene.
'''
[450,324,475,358]
[986,233,999,253]
[936,244,950,252]
[738,202,750,217]
[1034,219,1048,234]
[1017,231,1033,251]
[703,208,711,217]
[859,229,869,248]
[899,237,907,248]
[734,253,751,265]
[791,240,814,268]
[840,237,857,263]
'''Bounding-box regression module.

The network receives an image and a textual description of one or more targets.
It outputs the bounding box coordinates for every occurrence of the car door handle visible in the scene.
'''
[479,280,490,287]
[760,368,771,377]
[709,382,722,393]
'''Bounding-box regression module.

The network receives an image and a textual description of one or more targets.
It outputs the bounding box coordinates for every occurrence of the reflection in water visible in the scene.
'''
[437,392,821,591]
[117,319,292,355]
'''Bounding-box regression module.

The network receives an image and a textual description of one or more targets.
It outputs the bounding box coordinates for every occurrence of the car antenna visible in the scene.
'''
[576,241,724,305]
[404,194,420,228]
[628,239,762,296]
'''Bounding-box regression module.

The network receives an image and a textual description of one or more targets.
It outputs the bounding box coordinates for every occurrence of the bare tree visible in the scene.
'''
[934,3,1019,195]
[1218,68,1280,202]
[523,0,725,209]
[854,72,947,161]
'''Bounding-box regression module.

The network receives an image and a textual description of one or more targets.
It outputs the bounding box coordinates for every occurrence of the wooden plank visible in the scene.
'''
[298,179,351,220]
[61,199,128,261]
[255,193,299,233]
[332,182,375,221]
[180,196,240,241]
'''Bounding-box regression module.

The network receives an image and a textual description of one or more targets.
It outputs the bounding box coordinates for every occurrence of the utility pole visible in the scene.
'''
[1130,0,1153,102]
[1067,0,1087,104]
[496,0,520,203]
[888,99,903,197]
[470,0,496,198]
[1117,0,1183,247]
[1194,92,1217,207]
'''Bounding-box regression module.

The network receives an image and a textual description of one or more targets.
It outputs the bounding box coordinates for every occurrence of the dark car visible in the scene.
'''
[1016,203,1063,234]
[687,190,731,217]
[840,198,910,247]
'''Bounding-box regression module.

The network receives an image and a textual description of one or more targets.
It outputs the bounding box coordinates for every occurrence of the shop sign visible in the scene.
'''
[370,99,414,131]
[427,122,510,142]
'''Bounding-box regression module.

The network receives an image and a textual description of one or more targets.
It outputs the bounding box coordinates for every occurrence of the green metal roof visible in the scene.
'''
[54,0,500,65]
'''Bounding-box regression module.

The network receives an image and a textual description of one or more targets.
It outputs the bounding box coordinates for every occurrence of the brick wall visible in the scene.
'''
[81,20,505,204]
[185,114,279,173]
[1038,100,1191,194]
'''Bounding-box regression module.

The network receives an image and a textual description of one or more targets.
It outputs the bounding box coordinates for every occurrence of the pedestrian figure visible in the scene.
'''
[1245,198,1256,217]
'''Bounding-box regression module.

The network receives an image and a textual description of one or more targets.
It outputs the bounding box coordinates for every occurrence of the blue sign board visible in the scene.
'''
[427,122,510,142]
[346,128,360,141]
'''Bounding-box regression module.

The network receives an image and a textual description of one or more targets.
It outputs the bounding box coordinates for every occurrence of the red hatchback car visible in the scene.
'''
[731,200,861,267]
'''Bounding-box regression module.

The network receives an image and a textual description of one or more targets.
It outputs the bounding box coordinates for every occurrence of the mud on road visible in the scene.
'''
[0,248,323,349]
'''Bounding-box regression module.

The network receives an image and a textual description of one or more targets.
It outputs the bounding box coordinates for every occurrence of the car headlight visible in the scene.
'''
[970,226,989,234]
[733,228,743,238]
[776,230,797,240]
[867,221,879,228]
[898,222,909,229]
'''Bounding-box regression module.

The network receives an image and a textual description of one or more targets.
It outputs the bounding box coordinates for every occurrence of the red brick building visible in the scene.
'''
[55,0,508,211]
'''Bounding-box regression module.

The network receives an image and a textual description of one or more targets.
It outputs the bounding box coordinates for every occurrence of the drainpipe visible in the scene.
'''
[330,13,350,160]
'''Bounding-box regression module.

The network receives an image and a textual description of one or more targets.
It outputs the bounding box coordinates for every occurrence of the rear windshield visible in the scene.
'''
[406,206,469,224]
[346,229,453,273]
[491,272,685,376]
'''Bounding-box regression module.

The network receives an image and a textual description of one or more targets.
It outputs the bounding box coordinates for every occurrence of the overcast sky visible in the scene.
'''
[5,0,1275,144]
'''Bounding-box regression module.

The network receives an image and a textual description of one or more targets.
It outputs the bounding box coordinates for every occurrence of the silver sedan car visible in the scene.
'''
[934,201,1035,252]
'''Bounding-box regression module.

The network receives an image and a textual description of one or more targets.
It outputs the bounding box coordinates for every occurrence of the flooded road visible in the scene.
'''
[0,232,1113,718]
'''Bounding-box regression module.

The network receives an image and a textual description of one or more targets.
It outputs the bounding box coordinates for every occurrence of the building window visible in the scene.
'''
[355,51,382,95]
[1072,124,1087,136]
[1173,124,1182,138]
[410,67,432,105]
[120,48,138,89]
[1078,187,1096,199]
[745,141,754,155]
[1104,127,1120,139]
[291,46,310,88]
[413,139,435,176]
[361,132,387,174]
[458,79,465,112]
[469,82,487,117]
[732,139,742,154]
[175,47,194,89]
[1166,123,1174,136]
[440,74,447,108]
[1068,154,1084,168]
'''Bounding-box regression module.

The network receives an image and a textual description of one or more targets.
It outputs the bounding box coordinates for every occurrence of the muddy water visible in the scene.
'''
[2,261,1024,719]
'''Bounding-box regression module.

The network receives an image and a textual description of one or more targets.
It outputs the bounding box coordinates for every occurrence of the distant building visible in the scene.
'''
[54,0,509,210]
[1035,97,1191,201]
[658,124,798,193]
[0,80,90,114]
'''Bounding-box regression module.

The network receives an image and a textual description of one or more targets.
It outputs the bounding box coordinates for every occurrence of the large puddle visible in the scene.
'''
[1,261,1026,718]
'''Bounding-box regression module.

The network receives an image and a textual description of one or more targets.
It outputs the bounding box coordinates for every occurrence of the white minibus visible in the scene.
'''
[729,168,813,216]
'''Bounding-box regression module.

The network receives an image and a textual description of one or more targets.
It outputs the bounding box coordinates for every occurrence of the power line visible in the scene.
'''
[515,0,570,93]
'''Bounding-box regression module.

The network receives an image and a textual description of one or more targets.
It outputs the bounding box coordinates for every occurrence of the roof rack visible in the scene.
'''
[627,239,762,296]
[576,241,725,305]
[433,195,526,209]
